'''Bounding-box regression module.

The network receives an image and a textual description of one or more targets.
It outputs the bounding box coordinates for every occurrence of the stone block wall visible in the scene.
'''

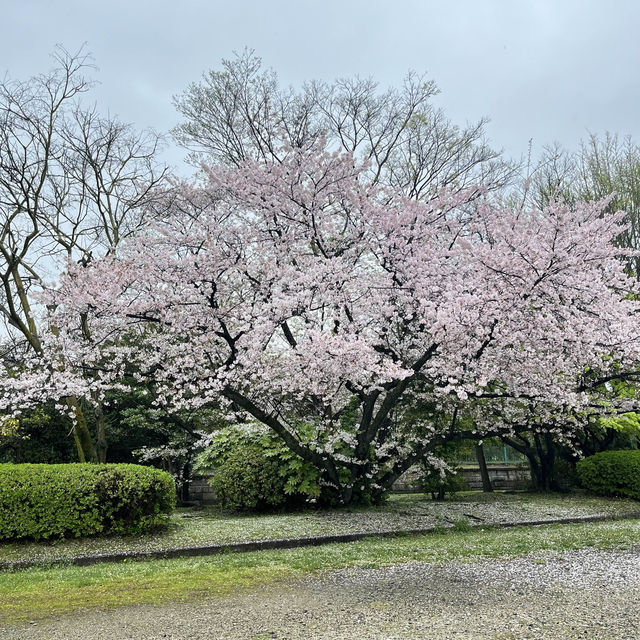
[460,464,531,490]
[189,473,215,505]
[392,464,531,493]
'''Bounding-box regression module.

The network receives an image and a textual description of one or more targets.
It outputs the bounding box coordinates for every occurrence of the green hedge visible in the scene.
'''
[576,450,640,500]
[0,463,176,540]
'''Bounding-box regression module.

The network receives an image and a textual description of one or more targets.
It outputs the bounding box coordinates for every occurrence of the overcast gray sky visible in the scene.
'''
[3,0,640,170]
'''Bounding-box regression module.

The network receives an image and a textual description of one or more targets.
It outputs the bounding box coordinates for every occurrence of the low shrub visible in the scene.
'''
[576,450,640,500]
[209,445,289,510]
[0,463,176,540]
[196,423,321,510]
[418,443,470,501]
[419,463,469,501]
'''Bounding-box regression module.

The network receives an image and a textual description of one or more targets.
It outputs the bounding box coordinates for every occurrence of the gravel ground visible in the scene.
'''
[4,546,640,639]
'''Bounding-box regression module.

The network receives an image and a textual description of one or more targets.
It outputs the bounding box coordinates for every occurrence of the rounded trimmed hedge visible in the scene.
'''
[576,450,640,500]
[0,463,176,540]
[209,444,289,511]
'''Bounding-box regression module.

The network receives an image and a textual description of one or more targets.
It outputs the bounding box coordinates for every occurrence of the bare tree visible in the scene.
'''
[527,133,640,275]
[0,46,169,461]
[173,49,517,199]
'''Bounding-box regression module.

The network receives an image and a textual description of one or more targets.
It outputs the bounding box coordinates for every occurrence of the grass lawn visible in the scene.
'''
[1,490,638,566]
[2,518,640,626]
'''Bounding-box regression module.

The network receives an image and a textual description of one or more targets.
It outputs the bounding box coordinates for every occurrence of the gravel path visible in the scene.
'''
[4,547,640,639]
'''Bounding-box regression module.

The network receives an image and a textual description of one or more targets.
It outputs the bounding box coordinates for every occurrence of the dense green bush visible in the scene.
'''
[209,445,290,510]
[196,424,321,510]
[0,463,176,540]
[577,450,640,500]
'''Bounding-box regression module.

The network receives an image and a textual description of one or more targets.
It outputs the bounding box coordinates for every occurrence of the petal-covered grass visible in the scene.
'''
[2,518,640,625]
[1,491,638,565]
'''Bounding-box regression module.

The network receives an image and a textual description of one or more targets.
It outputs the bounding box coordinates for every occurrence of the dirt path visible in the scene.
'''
[4,547,640,639]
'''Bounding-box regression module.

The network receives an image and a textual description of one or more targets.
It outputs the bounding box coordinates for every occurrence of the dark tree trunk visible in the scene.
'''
[501,433,558,492]
[475,443,493,492]
[94,402,108,463]
[181,460,191,503]
[533,433,557,492]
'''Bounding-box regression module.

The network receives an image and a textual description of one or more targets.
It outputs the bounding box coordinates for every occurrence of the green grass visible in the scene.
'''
[2,491,638,565]
[2,518,640,626]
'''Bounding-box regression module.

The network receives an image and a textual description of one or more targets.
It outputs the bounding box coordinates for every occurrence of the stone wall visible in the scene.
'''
[460,464,531,491]
[392,464,531,493]
[189,473,215,505]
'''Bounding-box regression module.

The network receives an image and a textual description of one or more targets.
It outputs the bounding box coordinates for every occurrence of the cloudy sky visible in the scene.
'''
[3,0,640,170]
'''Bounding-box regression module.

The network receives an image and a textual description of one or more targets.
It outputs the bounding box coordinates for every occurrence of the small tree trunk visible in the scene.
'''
[542,433,557,491]
[181,460,191,503]
[527,455,544,491]
[65,397,98,463]
[475,443,493,492]
[93,401,108,463]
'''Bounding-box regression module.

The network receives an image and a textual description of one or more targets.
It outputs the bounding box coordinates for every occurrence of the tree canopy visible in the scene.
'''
[5,137,640,503]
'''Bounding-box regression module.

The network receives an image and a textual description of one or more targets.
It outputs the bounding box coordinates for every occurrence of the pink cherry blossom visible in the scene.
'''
[4,139,640,504]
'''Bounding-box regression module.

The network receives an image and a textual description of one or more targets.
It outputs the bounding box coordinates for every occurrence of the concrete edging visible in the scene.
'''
[3,512,640,572]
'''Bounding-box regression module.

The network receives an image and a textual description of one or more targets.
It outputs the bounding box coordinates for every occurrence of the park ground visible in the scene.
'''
[2,492,640,638]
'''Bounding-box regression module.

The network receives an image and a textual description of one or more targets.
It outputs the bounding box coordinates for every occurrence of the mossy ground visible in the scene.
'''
[2,490,637,565]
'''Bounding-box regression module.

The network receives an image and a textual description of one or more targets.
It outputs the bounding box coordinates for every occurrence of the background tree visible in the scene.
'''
[0,46,168,461]
[108,388,212,503]
[471,387,640,492]
[0,404,76,464]
[173,49,517,199]
[530,133,640,274]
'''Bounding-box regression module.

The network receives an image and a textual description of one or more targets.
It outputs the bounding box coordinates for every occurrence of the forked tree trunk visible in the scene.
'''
[65,397,98,463]
[501,433,557,492]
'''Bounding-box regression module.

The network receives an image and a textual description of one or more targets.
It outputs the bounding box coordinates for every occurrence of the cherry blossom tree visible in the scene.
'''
[5,139,640,504]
